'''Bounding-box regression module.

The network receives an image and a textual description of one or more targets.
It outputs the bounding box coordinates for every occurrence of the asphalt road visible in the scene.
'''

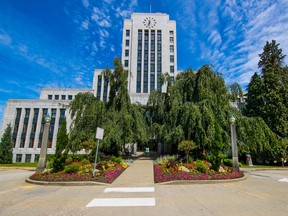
[0,168,288,216]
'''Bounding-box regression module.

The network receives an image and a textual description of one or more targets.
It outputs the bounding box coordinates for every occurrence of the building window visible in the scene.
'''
[157,30,162,91]
[124,60,129,67]
[20,138,25,148]
[170,55,174,63]
[29,138,34,148]
[55,95,59,100]
[22,123,28,133]
[13,138,16,148]
[68,95,73,100]
[48,95,52,100]
[137,30,143,93]
[170,37,174,43]
[33,108,39,119]
[97,75,102,100]
[51,109,57,118]
[125,39,129,47]
[60,109,65,118]
[16,154,22,162]
[170,66,175,73]
[125,50,129,57]
[61,95,66,100]
[38,139,42,148]
[126,29,130,37]
[48,139,52,148]
[170,45,174,53]
[170,31,174,35]
[25,108,30,118]
[25,154,31,162]
[42,108,48,118]
[103,77,109,102]
[170,76,175,84]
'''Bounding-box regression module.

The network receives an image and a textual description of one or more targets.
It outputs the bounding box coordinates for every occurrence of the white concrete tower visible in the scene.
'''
[121,13,177,104]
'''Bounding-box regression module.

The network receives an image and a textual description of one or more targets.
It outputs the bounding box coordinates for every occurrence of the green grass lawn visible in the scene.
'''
[0,162,37,167]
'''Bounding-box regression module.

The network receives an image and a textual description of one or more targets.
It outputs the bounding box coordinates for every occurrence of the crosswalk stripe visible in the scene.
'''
[104,187,154,193]
[278,178,288,182]
[86,198,156,207]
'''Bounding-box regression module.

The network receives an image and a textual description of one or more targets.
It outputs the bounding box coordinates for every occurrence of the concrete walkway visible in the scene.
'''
[112,158,154,187]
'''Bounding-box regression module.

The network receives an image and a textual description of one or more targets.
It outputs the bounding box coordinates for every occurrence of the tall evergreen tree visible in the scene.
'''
[0,124,13,164]
[258,40,288,137]
[245,73,264,117]
[53,118,68,172]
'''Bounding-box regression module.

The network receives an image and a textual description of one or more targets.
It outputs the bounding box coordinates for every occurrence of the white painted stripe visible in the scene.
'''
[104,187,155,193]
[86,198,155,207]
[278,178,288,182]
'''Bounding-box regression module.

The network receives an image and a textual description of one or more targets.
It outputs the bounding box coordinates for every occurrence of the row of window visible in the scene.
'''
[15,154,41,163]
[97,75,109,102]
[13,108,66,149]
[48,94,73,100]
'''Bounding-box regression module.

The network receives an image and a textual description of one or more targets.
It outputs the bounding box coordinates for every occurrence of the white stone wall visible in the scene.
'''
[40,88,93,100]
[0,99,74,162]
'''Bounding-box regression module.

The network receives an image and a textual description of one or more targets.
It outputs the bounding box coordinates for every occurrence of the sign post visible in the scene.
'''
[93,127,104,177]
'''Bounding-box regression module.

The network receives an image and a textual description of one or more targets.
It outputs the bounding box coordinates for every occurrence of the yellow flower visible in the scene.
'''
[122,164,128,169]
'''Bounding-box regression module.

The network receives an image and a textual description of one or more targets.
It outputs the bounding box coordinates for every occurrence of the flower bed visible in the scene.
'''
[154,160,243,183]
[30,160,129,184]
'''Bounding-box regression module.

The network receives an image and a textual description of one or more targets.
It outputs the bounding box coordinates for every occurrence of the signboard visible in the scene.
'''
[145,148,150,153]
[96,127,104,140]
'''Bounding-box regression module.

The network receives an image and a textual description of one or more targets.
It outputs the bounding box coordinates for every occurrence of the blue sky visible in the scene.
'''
[0,0,288,125]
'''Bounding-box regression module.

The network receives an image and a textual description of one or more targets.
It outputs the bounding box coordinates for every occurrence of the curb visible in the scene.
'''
[156,173,247,185]
[0,167,36,171]
[25,178,110,186]
[241,168,288,172]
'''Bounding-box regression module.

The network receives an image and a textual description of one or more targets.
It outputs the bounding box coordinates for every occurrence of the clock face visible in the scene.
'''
[143,17,157,29]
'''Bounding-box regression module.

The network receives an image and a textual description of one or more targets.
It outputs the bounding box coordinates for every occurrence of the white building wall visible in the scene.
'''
[0,88,93,163]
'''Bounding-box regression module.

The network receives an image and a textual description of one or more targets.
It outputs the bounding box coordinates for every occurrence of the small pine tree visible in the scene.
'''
[52,118,68,172]
[0,124,13,164]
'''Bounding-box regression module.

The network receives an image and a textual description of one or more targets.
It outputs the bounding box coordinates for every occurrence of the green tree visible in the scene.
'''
[258,40,288,137]
[245,73,264,117]
[178,140,196,162]
[53,118,68,172]
[69,92,106,152]
[69,57,148,155]
[0,124,13,164]
[229,82,243,103]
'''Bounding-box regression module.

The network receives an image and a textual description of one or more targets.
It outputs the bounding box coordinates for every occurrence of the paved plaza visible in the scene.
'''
[0,159,288,216]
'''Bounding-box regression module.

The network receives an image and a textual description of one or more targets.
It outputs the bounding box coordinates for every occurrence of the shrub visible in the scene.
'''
[165,160,178,168]
[207,154,225,171]
[64,163,80,173]
[196,160,210,173]
[110,155,123,164]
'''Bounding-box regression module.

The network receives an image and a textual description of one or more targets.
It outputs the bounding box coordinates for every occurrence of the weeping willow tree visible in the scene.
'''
[68,57,148,155]
[147,65,287,163]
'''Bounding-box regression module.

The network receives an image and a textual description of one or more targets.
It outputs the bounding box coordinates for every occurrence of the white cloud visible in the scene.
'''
[0,33,12,45]
[82,0,89,8]
[91,7,112,28]
[99,29,109,38]
[110,45,115,52]
[81,20,89,29]
[208,30,222,47]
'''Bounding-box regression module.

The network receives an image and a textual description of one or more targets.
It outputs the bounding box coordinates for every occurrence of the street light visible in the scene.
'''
[36,113,51,172]
[230,115,239,171]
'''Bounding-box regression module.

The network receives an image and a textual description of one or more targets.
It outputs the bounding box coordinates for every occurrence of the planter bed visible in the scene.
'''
[154,162,244,183]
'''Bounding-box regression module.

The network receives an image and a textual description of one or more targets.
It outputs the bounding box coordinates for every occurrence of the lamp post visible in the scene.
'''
[36,113,51,172]
[230,115,239,171]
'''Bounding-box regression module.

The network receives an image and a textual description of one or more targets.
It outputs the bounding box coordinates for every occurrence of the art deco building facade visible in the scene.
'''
[94,13,177,104]
[0,13,178,162]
